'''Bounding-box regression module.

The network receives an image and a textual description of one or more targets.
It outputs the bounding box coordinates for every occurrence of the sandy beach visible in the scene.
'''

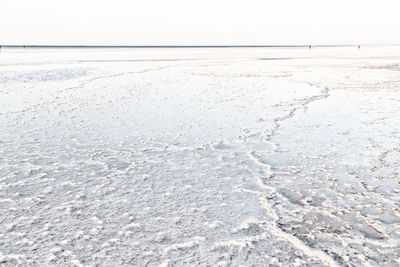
[1,46,400,266]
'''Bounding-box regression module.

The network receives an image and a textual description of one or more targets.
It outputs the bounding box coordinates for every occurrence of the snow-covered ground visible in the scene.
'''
[1,47,400,266]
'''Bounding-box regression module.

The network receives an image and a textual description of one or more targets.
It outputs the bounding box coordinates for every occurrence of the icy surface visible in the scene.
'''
[1,47,400,266]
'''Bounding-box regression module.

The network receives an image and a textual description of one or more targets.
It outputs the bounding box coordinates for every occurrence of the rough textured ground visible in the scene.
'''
[1,47,400,266]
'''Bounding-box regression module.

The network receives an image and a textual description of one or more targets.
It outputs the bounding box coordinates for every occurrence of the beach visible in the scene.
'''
[1,46,400,266]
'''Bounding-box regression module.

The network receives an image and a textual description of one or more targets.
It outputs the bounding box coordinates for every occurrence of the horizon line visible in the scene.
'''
[1,44,398,49]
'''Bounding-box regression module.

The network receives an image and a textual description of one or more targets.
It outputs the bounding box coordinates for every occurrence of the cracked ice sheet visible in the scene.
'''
[0,47,400,266]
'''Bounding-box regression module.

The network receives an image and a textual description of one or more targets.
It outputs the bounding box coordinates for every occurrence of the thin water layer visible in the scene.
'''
[0,47,399,266]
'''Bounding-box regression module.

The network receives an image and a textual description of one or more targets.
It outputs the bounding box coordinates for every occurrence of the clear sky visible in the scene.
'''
[1,0,399,45]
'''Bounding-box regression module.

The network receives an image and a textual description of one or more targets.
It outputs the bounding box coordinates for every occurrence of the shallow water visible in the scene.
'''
[1,47,400,266]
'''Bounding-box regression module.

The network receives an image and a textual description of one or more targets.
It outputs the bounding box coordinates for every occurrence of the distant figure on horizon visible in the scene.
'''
[358,45,361,49]
[309,45,314,49]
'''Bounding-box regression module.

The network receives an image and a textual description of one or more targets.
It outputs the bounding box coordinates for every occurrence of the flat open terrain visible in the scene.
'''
[1,47,400,266]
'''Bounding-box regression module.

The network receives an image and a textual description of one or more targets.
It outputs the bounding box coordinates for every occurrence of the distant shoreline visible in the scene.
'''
[1,44,396,49]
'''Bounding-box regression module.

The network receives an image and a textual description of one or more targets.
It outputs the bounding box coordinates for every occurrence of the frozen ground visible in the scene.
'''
[1,47,400,266]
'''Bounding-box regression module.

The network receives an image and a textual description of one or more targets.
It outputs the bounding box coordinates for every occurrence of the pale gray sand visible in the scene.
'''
[1,47,400,266]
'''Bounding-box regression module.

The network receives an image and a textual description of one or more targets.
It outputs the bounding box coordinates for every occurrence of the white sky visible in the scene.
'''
[1,0,399,45]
